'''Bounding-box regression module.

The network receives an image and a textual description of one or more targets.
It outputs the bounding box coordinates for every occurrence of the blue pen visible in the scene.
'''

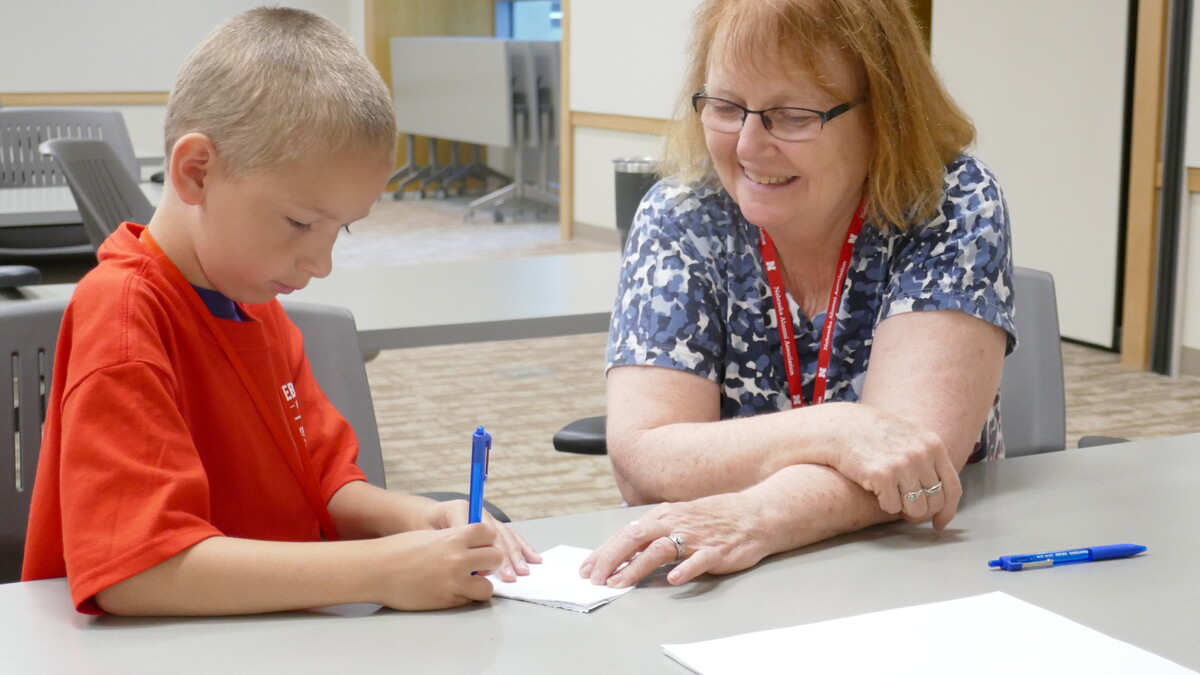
[468,425,491,524]
[988,544,1147,571]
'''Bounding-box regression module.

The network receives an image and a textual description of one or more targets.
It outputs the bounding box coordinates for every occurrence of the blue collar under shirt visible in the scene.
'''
[191,285,243,321]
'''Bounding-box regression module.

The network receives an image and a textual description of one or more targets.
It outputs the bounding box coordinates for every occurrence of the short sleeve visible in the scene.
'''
[881,158,1017,354]
[606,182,730,381]
[59,362,222,611]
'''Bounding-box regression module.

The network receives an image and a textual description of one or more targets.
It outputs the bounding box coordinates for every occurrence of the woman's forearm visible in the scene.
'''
[744,462,897,557]
[610,402,879,504]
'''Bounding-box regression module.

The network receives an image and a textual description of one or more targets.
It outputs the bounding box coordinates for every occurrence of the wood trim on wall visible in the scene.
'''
[1155,164,1200,191]
[1121,0,1168,371]
[0,92,168,106]
[570,111,668,136]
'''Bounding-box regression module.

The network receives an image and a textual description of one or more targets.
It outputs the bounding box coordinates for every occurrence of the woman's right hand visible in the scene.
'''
[818,403,962,529]
[371,523,502,610]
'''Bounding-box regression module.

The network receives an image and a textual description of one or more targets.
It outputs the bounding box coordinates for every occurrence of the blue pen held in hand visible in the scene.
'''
[469,425,491,524]
[988,544,1147,571]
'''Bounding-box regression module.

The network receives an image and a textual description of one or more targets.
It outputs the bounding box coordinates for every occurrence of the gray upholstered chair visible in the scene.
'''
[0,108,141,258]
[0,265,40,289]
[280,301,512,520]
[553,267,1114,458]
[0,298,506,584]
[0,108,138,188]
[39,138,155,252]
[0,299,68,583]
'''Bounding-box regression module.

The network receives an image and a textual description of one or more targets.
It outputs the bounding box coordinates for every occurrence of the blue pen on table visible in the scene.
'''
[468,425,491,524]
[988,544,1147,571]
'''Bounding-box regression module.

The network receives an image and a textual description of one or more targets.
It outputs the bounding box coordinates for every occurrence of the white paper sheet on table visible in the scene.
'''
[663,592,1196,674]
[488,544,633,613]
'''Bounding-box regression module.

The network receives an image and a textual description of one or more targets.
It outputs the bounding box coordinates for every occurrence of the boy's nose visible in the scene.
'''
[298,242,334,280]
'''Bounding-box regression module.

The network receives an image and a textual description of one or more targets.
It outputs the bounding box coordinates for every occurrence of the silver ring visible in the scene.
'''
[667,533,685,561]
[923,482,944,495]
[903,489,924,502]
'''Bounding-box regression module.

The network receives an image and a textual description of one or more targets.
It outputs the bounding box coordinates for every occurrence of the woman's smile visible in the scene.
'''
[743,168,798,186]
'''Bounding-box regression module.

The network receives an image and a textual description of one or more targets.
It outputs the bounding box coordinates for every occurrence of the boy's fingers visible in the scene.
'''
[460,575,495,602]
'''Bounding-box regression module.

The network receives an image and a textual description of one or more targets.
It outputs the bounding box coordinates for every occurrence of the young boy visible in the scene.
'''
[22,7,538,616]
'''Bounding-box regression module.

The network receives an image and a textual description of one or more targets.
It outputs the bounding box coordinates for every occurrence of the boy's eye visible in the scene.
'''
[288,218,312,231]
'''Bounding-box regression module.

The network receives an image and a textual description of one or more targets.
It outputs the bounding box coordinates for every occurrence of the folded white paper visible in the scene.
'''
[663,592,1196,674]
[488,545,633,613]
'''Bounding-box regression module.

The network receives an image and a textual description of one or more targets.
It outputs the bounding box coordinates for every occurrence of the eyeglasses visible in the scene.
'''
[691,93,868,142]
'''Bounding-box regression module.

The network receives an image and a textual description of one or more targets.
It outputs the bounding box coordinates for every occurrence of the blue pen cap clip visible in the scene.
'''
[472,425,491,475]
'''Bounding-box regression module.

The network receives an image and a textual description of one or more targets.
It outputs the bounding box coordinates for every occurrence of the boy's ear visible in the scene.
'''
[167,133,219,206]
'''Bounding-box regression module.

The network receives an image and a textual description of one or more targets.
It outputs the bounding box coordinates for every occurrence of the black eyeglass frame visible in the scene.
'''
[690,93,868,140]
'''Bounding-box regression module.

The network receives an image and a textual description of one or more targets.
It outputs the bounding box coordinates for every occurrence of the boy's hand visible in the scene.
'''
[373,524,501,610]
[426,499,543,582]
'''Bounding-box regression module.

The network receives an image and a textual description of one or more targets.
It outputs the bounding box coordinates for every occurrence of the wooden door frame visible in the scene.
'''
[1122,0,1168,370]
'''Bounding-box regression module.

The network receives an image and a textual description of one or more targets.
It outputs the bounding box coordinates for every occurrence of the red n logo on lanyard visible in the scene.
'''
[758,196,866,408]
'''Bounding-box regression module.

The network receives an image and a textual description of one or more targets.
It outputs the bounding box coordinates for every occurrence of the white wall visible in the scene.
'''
[570,0,1134,348]
[932,0,1130,348]
[568,0,700,229]
[1178,4,1200,369]
[0,0,362,165]
[1183,196,1200,359]
[573,128,665,231]
[0,1,354,92]
[568,0,695,120]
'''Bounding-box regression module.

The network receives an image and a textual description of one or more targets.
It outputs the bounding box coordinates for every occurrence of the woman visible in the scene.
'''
[581,0,1015,589]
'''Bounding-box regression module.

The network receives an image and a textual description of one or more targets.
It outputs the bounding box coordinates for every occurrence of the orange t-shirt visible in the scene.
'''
[22,223,367,613]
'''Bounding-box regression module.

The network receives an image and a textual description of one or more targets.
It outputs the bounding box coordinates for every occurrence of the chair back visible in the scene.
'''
[999,267,1067,457]
[0,299,68,583]
[0,108,139,187]
[282,301,387,489]
[38,138,155,250]
[0,297,385,582]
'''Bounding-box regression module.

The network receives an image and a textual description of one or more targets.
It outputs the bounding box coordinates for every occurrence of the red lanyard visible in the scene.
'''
[141,230,340,541]
[757,197,866,408]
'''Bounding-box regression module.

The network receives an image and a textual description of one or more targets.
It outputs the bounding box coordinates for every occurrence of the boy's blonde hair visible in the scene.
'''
[164,6,396,174]
[661,0,975,229]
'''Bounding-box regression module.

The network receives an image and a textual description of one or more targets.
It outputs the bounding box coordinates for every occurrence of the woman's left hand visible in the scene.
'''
[579,493,772,588]
[430,499,542,581]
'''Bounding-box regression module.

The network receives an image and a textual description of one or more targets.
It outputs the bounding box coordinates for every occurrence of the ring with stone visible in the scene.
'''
[903,489,924,502]
[667,532,685,561]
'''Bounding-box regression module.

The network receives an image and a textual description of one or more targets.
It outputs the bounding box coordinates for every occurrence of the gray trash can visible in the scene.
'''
[613,157,658,250]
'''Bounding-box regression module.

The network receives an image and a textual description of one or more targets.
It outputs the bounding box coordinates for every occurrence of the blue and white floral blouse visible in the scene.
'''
[606,155,1017,461]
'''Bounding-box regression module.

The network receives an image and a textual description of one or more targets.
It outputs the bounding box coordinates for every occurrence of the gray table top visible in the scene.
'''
[0,183,162,228]
[290,251,622,352]
[1,252,624,354]
[1,434,1197,673]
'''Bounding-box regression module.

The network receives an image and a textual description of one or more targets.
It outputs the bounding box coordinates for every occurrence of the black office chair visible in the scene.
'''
[552,159,656,456]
